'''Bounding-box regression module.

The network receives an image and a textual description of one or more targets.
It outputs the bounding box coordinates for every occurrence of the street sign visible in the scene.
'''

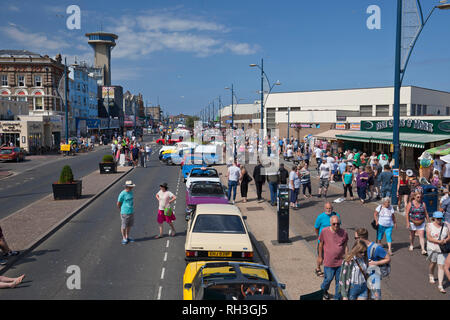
[60,144,70,152]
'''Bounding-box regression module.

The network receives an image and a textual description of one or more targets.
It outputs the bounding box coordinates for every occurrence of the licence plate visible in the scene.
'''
[208,251,232,257]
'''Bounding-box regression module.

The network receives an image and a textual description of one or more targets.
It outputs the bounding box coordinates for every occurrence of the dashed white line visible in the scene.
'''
[161,267,165,280]
[163,252,168,262]
[157,286,162,300]
[166,240,170,248]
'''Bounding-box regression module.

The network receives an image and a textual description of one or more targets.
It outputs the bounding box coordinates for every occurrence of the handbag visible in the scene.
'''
[438,225,450,254]
[164,207,173,217]
[371,219,378,230]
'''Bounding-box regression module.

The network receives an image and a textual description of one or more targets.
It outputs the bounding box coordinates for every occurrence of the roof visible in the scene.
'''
[0,50,41,57]
[335,131,450,148]
[196,204,242,216]
[314,129,353,140]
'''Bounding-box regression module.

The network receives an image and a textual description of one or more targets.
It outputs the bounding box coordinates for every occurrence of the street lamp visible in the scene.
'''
[250,59,281,135]
[391,0,449,205]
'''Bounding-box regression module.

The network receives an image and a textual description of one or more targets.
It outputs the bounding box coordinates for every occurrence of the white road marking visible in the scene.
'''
[163,252,168,262]
[166,240,170,248]
[161,267,165,280]
[157,286,162,300]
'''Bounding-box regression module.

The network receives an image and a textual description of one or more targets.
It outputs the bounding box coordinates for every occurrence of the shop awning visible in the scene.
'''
[335,131,450,149]
[425,142,450,156]
[314,130,353,140]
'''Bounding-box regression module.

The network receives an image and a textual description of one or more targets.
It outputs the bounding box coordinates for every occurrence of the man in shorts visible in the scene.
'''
[317,159,332,198]
[117,180,136,245]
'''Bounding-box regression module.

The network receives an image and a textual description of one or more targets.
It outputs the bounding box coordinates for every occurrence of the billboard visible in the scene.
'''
[102,87,115,99]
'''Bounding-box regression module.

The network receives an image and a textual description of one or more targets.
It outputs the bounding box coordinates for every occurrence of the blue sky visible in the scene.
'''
[1,0,450,116]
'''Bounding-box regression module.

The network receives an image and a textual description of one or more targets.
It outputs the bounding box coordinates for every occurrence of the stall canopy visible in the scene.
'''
[335,131,450,149]
[313,130,353,140]
[425,142,450,156]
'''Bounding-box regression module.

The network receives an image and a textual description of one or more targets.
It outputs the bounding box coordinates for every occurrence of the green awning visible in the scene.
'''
[335,131,450,149]
[425,142,450,156]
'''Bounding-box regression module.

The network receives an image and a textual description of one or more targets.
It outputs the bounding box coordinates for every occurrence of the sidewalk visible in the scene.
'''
[215,165,323,300]
[0,165,133,272]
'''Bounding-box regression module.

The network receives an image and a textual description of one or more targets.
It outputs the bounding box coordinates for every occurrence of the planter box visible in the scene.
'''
[99,162,117,174]
[52,180,82,200]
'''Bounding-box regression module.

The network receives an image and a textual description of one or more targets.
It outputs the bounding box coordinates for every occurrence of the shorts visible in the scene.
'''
[377,225,393,243]
[319,178,329,189]
[348,282,368,300]
[409,221,425,231]
[121,214,134,229]
[427,251,447,265]
[398,186,411,196]
[157,209,176,224]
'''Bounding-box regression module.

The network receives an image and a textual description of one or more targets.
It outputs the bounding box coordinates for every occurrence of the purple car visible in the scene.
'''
[185,181,229,221]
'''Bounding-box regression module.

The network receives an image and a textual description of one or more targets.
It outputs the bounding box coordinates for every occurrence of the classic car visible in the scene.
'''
[185,203,253,262]
[185,167,221,190]
[183,261,287,300]
[185,181,228,220]
[0,147,26,162]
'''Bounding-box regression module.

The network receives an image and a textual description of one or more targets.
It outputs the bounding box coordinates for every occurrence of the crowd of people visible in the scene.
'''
[110,135,152,168]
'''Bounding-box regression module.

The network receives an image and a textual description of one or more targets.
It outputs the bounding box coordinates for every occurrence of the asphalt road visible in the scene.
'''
[0,142,263,300]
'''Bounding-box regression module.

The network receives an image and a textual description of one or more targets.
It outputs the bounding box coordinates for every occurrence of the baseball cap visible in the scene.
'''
[433,211,444,219]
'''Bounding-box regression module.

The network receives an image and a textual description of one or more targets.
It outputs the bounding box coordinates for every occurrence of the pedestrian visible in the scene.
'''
[338,240,369,300]
[266,162,279,206]
[366,166,375,200]
[314,146,323,173]
[443,160,450,189]
[426,211,450,294]
[0,274,25,289]
[356,166,369,204]
[372,158,382,200]
[317,158,332,198]
[253,161,265,203]
[314,203,341,277]
[145,144,152,165]
[278,163,289,185]
[441,191,450,229]
[117,180,136,245]
[374,198,397,255]
[431,170,441,188]
[289,165,300,208]
[226,160,241,204]
[239,166,252,203]
[379,165,393,199]
[378,153,389,168]
[340,165,353,201]
[0,226,19,265]
[397,170,411,212]
[355,228,391,300]
[131,144,139,167]
[139,145,145,167]
[155,183,176,239]
[410,178,424,196]
[405,193,430,254]
[299,163,312,199]
[318,215,348,300]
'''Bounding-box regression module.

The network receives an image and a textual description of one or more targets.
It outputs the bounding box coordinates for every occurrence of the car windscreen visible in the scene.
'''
[0,149,12,154]
[189,169,218,178]
[193,214,245,234]
[191,183,223,196]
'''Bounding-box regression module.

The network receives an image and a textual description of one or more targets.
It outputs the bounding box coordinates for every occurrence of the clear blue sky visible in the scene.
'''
[1,0,450,116]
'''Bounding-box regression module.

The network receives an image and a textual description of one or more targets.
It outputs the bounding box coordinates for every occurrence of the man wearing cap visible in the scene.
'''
[117,181,136,245]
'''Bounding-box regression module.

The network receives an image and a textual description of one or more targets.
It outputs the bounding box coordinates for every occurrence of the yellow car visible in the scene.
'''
[183,261,287,300]
[185,204,253,262]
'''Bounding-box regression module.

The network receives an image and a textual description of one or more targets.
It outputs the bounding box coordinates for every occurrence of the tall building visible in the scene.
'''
[85,32,118,86]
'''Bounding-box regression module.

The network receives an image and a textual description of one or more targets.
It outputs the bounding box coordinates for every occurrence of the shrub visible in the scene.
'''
[59,165,74,184]
[102,154,114,163]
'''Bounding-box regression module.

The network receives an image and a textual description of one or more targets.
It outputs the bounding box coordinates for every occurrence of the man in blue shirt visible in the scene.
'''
[355,228,391,300]
[314,202,341,276]
[117,180,136,245]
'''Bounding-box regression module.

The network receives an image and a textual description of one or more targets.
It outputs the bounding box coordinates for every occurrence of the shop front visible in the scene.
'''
[336,119,450,169]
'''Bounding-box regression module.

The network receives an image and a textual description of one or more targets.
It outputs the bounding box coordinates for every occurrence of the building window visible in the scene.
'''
[422,105,427,115]
[400,104,407,116]
[34,75,42,87]
[376,105,389,117]
[1,75,7,86]
[18,75,25,87]
[359,105,372,117]
[34,96,43,110]
[411,104,416,116]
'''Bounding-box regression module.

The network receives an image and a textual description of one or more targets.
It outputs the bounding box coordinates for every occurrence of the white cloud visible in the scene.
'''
[8,5,20,12]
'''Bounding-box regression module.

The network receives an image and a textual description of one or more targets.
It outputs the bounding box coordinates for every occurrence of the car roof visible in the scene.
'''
[195,204,241,216]
[190,167,217,172]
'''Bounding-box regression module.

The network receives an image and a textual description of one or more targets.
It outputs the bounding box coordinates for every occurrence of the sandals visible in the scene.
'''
[438,286,446,294]
[315,268,324,277]
[154,235,163,239]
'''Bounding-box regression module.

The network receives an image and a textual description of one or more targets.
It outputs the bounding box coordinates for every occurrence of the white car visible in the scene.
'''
[185,204,253,262]
[186,167,221,189]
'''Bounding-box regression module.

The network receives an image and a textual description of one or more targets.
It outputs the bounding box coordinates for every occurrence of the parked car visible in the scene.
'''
[185,181,228,220]
[0,147,26,162]
[181,156,209,181]
[183,261,287,300]
[156,137,184,145]
[186,167,221,190]
[185,203,253,262]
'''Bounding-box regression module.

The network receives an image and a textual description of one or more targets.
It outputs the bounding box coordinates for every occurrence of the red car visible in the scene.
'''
[0,147,26,162]
[156,137,184,145]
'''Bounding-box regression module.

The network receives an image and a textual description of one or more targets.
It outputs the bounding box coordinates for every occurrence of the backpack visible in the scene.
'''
[368,243,391,278]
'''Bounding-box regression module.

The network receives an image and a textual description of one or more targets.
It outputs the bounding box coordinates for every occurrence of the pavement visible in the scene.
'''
[0,165,133,273]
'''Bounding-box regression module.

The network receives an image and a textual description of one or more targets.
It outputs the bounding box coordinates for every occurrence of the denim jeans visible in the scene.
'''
[348,282,368,300]
[228,180,238,201]
[268,182,278,205]
[321,266,342,300]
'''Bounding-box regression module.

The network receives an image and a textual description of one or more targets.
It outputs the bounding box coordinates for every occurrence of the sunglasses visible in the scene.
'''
[331,223,341,226]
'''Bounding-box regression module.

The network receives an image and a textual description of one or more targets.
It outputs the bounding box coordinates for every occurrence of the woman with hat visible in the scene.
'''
[426,211,450,294]
[155,183,176,238]
[117,180,136,245]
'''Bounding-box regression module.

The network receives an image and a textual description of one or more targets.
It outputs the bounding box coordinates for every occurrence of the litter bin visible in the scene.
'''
[422,185,438,215]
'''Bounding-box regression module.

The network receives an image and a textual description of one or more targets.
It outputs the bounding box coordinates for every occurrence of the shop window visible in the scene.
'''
[400,104,407,116]
[422,105,427,115]
[376,105,389,117]
[411,104,416,116]
[417,105,422,115]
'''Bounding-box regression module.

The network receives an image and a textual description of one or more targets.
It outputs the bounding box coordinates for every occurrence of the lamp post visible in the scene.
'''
[250,59,281,136]
[225,84,237,159]
[391,0,450,206]
[64,58,69,144]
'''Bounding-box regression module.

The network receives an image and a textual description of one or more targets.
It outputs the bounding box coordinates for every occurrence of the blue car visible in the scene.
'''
[181,156,208,182]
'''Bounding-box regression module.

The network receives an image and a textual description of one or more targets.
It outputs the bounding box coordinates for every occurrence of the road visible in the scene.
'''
[0,140,263,300]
